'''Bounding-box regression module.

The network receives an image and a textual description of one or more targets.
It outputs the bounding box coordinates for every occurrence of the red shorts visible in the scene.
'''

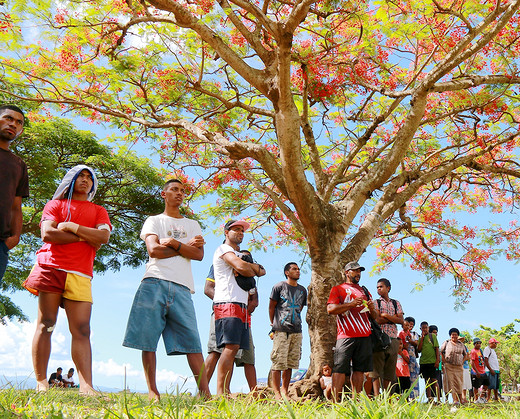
[23,264,93,303]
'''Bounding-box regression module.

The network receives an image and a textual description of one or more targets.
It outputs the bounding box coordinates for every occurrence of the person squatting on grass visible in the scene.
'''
[122,179,210,401]
[23,165,112,395]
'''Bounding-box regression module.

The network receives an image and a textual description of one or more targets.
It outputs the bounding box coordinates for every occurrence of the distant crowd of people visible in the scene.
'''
[323,261,502,405]
[0,104,501,404]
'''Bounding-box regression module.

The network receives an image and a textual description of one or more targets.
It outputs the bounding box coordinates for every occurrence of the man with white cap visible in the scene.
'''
[23,165,111,395]
[483,337,500,401]
[212,219,265,395]
[327,261,377,401]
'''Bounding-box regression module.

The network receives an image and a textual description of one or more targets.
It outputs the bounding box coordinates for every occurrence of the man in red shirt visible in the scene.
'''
[24,165,111,395]
[327,261,377,401]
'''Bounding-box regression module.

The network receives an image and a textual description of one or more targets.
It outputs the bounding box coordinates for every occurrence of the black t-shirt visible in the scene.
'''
[48,372,62,384]
[0,149,29,240]
[270,281,307,333]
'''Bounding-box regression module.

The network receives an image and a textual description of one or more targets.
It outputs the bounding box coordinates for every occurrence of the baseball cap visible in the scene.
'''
[344,261,365,271]
[473,338,482,344]
[224,219,250,232]
[489,338,498,344]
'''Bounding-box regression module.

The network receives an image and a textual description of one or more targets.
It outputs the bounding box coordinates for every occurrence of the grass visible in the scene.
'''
[1,388,520,418]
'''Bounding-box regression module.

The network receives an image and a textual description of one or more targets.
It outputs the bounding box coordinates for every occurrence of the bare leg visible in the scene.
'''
[351,371,365,395]
[331,372,346,402]
[187,353,211,398]
[382,378,393,392]
[205,351,221,383]
[243,363,257,392]
[142,351,160,401]
[271,370,282,399]
[372,377,381,396]
[63,299,95,395]
[425,378,433,401]
[363,373,373,397]
[217,344,239,396]
[281,369,292,398]
[32,292,61,392]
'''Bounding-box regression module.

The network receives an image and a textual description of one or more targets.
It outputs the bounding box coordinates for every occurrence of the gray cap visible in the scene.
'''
[344,261,365,272]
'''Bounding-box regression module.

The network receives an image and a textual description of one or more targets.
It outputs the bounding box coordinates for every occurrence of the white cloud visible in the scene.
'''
[93,358,141,377]
[0,315,71,377]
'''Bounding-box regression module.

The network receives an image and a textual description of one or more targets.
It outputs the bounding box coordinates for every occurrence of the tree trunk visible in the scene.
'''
[306,250,344,379]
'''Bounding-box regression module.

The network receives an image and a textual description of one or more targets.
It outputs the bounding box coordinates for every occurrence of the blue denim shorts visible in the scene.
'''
[123,277,202,355]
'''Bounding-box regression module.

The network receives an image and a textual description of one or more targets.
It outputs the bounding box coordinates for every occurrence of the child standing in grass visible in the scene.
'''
[396,340,411,395]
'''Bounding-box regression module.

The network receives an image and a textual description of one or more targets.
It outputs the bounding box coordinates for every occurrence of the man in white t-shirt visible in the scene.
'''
[213,219,265,395]
[123,179,210,401]
[483,337,500,401]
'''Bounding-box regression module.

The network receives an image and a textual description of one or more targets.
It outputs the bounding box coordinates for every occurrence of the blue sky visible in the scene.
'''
[1,121,517,395]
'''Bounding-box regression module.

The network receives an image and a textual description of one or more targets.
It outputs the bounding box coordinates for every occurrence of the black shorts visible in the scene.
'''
[333,336,372,375]
[397,376,411,394]
[420,363,437,381]
[471,374,490,389]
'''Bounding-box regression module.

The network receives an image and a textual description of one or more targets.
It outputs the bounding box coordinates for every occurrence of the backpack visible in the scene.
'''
[361,286,391,352]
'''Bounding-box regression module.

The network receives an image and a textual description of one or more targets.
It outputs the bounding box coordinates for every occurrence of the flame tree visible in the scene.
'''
[2,0,520,377]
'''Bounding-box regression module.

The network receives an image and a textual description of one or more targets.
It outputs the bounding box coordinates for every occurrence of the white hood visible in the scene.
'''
[52,165,98,202]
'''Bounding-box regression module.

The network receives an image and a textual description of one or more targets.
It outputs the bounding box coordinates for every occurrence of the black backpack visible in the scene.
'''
[361,286,391,352]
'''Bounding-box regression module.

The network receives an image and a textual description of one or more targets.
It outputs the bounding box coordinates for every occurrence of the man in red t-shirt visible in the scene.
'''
[327,261,377,401]
[23,165,111,395]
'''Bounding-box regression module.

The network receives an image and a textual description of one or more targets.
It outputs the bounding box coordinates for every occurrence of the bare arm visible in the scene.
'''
[248,289,259,314]
[327,298,376,318]
[57,222,110,247]
[4,196,23,250]
[160,235,204,261]
[439,344,446,364]
[146,234,204,260]
[41,220,82,244]
[221,251,260,276]
[483,353,496,375]
[256,265,266,277]
[379,312,404,325]
[269,299,277,325]
[204,279,215,300]
[417,333,427,352]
